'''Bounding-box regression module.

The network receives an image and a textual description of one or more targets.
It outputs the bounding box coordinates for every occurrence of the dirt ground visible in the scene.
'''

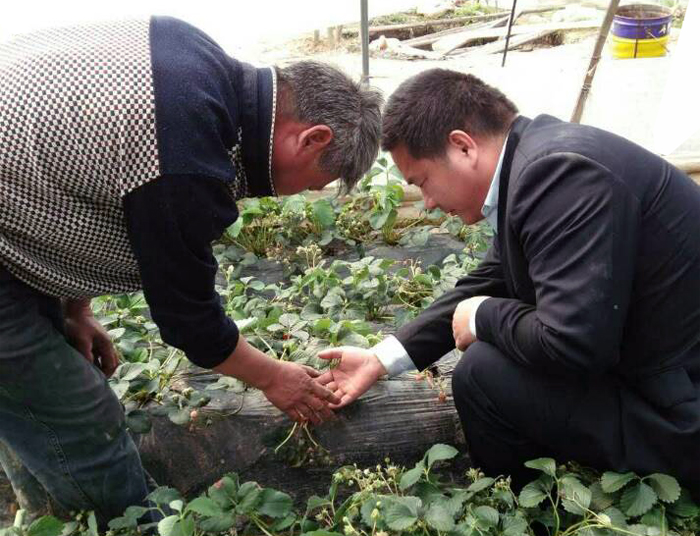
[255,11,697,159]
[0,474,15,526]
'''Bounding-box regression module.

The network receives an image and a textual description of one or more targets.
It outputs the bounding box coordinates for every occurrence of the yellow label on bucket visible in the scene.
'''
[610,34,669,59]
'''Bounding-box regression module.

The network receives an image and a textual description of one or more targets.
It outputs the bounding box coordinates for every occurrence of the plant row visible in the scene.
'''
[4,445,699,536]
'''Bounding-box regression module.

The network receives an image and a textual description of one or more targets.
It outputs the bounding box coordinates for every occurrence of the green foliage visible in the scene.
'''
[27,516,63,536]
[518,459,700,536]
[93,191,490,436]
[218,152,486,259]
[87,151,490,450]
[92,292,160,361]
[5,445,699,536]
[107,351,211,433]
[225,197,283,256]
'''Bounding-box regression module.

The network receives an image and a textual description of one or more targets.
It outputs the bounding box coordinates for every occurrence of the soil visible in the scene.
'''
[136,350,466,503]
[0,474,16,527]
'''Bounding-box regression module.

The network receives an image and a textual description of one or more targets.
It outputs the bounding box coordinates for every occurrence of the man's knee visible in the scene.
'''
[452,341,502,403]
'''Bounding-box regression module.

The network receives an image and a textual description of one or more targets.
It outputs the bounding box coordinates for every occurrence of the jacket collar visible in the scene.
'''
[497,115,531,233]
[234,64,277,198]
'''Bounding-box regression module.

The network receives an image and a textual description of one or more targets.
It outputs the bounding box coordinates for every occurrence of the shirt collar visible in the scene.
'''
[481,134,509,233]
[267,66,278,197]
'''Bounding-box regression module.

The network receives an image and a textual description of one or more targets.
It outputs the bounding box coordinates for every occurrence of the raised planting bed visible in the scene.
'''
[136,351,466,500]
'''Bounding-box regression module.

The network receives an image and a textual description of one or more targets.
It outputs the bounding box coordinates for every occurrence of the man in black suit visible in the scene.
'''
[318,69,700,497]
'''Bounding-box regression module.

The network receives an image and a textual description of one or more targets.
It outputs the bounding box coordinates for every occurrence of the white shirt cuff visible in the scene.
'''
[372,335,416,378]
[468,296,491,339]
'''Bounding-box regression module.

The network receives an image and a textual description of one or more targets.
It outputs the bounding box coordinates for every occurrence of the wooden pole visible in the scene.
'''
[570,0,621,123]
[361,0,370,87]
[335,25,344,44]
[355,12,509,38]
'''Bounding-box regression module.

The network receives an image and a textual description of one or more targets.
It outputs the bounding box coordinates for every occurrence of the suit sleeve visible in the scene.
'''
[475,153,640,374]
[122,174,240,369]
[396,239,509,371]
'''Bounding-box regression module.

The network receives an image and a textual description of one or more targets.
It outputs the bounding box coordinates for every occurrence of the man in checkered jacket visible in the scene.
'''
[0,17,382,524]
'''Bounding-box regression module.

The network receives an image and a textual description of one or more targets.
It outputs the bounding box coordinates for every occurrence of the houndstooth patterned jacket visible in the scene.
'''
[0,17,277,299]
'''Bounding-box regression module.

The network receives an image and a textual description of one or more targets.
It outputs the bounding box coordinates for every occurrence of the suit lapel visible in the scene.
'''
[496,116,532,299]
[497,116,530,233]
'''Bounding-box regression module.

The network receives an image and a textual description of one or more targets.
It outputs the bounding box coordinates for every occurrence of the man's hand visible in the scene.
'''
[261,361,341,425]
[452,296,490,351]
[214,337,340,425]
[316,347,387,408]
[63,298,120,378]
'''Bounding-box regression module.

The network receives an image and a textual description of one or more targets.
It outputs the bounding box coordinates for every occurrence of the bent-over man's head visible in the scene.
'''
[272,61,383,195]
[382,69,518,224]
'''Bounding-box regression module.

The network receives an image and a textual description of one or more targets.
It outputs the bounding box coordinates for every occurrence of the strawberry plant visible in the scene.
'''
[9,444,694,536]
[225,197,283,256]
[92,292,161,362]
[108,352,212,433]
[271,422,334,468]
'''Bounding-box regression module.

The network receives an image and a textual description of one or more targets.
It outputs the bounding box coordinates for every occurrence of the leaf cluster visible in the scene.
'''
[3,445,698,536]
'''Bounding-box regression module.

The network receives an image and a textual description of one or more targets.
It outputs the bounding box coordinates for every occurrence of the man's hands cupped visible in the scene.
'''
[315,347,387,409]
[262,361,341,425]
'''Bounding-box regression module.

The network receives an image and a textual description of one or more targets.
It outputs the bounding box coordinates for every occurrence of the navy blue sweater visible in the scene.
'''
[123,175,240,369]
[122,17,277,369]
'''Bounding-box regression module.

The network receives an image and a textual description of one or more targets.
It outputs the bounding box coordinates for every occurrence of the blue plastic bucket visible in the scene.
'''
[612,4,673,40]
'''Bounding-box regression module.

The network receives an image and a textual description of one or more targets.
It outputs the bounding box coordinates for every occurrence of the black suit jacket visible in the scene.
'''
[397,115,700,487]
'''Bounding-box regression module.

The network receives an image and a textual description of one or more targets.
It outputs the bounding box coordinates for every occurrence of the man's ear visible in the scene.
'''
[447,130,478,160]
[299,125,333,154]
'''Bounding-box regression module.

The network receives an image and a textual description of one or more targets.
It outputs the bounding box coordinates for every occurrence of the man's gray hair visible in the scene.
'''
[277,61,383,193]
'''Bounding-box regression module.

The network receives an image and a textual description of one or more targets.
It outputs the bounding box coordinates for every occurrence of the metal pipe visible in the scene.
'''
[501,0,518,67]
[361,0,370,86]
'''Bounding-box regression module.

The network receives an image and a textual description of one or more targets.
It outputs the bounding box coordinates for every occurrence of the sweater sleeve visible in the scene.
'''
[122,174,240,368]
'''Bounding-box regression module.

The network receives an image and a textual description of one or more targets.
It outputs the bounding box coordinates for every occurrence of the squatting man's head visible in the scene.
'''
[382,69,518,224]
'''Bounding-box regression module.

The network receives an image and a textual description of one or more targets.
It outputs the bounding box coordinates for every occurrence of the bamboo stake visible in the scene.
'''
[570,0,621,123]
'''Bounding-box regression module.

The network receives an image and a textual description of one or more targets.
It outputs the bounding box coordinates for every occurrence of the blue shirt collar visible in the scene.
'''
[481,134,509,233]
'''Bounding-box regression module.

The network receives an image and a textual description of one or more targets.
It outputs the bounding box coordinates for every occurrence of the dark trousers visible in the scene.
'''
[451,341,627,490]
[0,266,151,527]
